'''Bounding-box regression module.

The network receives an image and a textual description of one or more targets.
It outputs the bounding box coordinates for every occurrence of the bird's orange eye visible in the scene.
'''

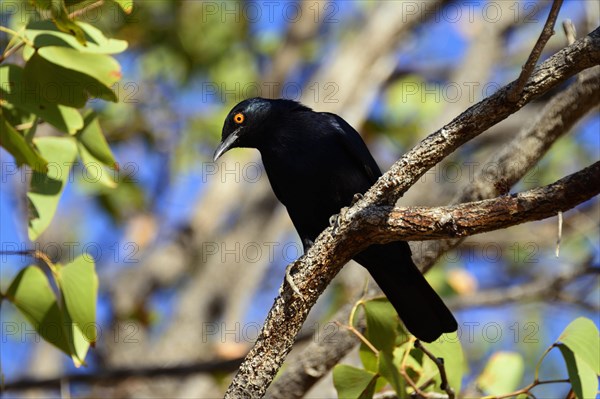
[233,113,245,124]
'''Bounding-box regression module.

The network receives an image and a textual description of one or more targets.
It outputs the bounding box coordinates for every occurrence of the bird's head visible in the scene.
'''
[213,97,274,161]
[213,97,312,161]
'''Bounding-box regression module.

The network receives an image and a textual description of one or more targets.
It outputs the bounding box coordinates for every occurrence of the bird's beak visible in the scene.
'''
[213,129,240,162]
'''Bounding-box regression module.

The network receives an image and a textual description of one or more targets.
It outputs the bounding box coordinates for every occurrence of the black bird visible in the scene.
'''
[214,97,457,342]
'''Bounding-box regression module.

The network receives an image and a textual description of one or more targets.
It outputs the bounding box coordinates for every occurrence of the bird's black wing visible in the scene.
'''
[323,113,382,183]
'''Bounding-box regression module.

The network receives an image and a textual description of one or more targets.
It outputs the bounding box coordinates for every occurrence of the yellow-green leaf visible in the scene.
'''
[558,345,598,399]
[5,266,71,355]
[557,317,600,374]
[378,350,405,397]
[76,111,117,165]
[477,351,524,396]
[0,114,48,172]
[50,0,87,46]
[27,136,78,240]
[24,20,128,56]
[0,64,83,133]
[38,46,122,91]
[112,0,133,14]
[29,0,53,9]
[57,255,99,345]
[24,49,121,108]
[77,142,117,188]
[333,364,378,399]
[361,298,399,353]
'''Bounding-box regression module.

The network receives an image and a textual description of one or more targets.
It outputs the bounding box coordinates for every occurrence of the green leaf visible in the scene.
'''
[74,112,117,188]
[392,343,423,392]
[57,255,98,345]
[558,345,598,399]
[0,64,83,133]
[477,352,524,396]
[0,114,48,172]
[27,136,78,240]
[379,351,405,398]
[111,0,133,14]
[50,1,87,46]
[557,317,600,374]
[24,48,121,108]
[76,111,117,165]
[359,342,378,373]
[77,143,117,188]
[361,298,399,353]
[40,46,122,92]
[333,364,378,399]
[61,303,91,367]
[422,332,466,394]
[24,20,128,56]
[30,0,53,9]
[5,266,71,355]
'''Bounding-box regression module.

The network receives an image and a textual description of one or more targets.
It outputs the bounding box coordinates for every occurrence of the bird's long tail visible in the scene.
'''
[355,242,457,343]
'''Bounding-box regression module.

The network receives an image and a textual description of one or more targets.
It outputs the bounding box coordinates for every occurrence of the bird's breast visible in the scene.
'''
[261,148,370,240]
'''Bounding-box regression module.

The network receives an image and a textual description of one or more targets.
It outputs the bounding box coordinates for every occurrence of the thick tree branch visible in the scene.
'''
[224,28,600,398]
[360,162,599,243]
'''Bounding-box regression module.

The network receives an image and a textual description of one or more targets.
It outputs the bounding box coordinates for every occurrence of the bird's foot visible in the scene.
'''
[285,262,304,299]
[302,238,314,252]
[351,192,363,206]
[329,213,339,228]
[329,206,349,232]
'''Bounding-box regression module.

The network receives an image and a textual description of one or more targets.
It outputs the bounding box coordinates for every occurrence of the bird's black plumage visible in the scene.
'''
[214,97,457,342]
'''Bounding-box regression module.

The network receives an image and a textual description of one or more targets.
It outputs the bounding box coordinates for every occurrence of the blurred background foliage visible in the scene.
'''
[0,0,598,398]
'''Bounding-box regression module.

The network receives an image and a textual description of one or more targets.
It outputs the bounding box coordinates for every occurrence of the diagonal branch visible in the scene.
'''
[414,340,455,399]
[224,27,600,398]
[508,0,565,101]
[364,25,599,208]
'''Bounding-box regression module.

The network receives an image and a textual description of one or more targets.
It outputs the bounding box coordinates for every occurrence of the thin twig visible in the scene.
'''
[0,41,24,63]
[0,26,32,63]
[488,378,570,399]
[0,358,243,391]
[334,321,378,354]
[562,19,577,46]
[508,0,564,101]
[556,211,563,257]
[399,338,428,398]
[562,20,584,84]
[414,340,455,399]
[68,0,105,19]
[0,249,58,275]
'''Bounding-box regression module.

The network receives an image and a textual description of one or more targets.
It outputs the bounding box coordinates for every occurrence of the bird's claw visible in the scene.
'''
[302,238,314,252]
[285,262,304,299]
[351,192,363,206]
[329,213,339,228]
